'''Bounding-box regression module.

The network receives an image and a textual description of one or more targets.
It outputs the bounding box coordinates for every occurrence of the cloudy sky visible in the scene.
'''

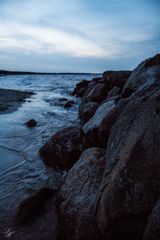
[0,0,159,72]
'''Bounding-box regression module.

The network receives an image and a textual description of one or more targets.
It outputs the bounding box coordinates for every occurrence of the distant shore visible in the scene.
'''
[0,70,100,76]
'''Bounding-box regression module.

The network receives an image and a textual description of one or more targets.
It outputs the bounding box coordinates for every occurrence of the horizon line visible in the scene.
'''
[0,69,102,75]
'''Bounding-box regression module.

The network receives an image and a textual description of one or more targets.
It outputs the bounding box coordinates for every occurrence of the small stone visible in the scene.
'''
[25,119,37,127]
[64,100,74,108]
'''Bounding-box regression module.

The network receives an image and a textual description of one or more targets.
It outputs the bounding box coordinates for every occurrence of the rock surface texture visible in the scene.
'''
[59,148,105,240]
[39,126,87,169]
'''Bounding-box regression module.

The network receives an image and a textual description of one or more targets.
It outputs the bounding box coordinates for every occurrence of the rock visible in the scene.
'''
[96,88,160,240]
[39,126,87,169]
[144,53,160,68]
[108,86,121,98]
[25,119,37,127]
[59,147,106,240]
[102,71,131,90]
[121,87,134,98]
[73,80,90,97]
[12,188,59,240]
[92,77,102,82]
[98,98,128,146]
[64,100,74,108]
[77,87,87,97]
[82,99,116,146]
[122,54,160,97]
[87,80,98,90]
[78,101,99,124]
[16,188,55,224]
[143,198,160,240]
[83,83,108,103]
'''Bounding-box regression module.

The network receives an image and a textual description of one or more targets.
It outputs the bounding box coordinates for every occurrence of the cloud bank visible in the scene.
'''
[0,0,159,72]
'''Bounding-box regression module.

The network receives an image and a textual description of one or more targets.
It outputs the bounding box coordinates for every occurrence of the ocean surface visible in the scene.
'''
[0,73,100,232]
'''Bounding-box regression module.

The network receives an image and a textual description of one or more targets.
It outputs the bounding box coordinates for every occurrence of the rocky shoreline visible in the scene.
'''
[5,53,160,240]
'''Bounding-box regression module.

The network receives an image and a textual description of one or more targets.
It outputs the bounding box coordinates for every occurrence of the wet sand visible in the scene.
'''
[0,89,33,114]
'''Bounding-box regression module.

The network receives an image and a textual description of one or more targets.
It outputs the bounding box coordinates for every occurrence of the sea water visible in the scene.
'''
[0,73,100,223]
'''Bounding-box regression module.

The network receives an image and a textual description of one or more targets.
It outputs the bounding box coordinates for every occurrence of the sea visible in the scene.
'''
[0,73,101,232]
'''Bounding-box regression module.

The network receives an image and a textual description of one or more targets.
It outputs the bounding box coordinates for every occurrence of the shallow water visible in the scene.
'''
[0,74,100,223]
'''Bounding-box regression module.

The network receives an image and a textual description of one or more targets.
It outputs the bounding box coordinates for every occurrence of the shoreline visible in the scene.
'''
[0,88,33,114]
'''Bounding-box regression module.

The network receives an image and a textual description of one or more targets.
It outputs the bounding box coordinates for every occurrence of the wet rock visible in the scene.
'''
[39,126,87,169]
[144,53,160,68]
[122,54,160,96]
[102,71,131,90]
[13,188,58,240]
[82,99,116,146]
[108,86,121,98]
[59,147,105,240]
[83,83,108,103]
[96,89,160,240]
[77,87,87,97]
[64,100,74,108]
[143,198,160,240]
[73,80,90,97]
[121,87,134,98]
[98,98,128,146]
[25,119,37,127]
[92,77,102,82]
[79,101,99,124]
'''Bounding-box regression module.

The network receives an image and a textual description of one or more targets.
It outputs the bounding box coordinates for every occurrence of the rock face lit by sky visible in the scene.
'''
[0,0,159,72]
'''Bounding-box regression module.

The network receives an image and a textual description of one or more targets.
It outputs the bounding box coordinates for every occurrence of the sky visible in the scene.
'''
[0,0,159,73]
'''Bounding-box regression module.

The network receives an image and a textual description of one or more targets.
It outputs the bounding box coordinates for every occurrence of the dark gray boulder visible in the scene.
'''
[122,54,160,97]
[77,87,87,97]
[39,126,87,169]
[96,89,160,240]
[82,99,116,146]
[83,83,108,103]
[78,101,99,124]
[59,147,106,240]
[102,71,131,90]
[73,80,90,97]
[108,86,121,98]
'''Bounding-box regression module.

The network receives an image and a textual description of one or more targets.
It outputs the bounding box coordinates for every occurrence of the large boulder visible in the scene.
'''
[59,147,106,240]
[83,83,108,103]
[39,126,87,169]
[107,86,121,98]
[102,71,131,90]
[96,88,160,240]
[98,98,128,147]
[73,80,90,97]
[78,101,99,124]
[83,99,116,146]
[122,54,160,98]
[82,98,126,147]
